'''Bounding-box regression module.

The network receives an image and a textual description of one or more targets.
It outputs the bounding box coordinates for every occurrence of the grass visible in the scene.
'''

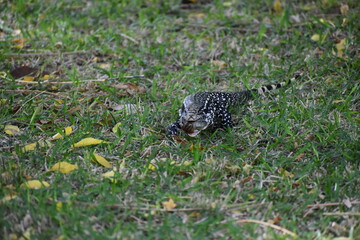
[1,0,359,239]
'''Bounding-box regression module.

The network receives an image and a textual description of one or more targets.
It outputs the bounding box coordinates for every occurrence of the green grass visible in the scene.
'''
[1,0,359,239]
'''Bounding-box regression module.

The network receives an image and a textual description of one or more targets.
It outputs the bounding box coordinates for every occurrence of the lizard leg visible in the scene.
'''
[215,109,234,129]
[168,120,181,136]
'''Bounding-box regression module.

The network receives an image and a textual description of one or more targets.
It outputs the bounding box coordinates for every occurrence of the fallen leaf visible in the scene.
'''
[22,142,38,152]
[342,18,348,26]
[311,34,320,41]
[243,164,252,175]
[112,122,122,133]
[23,76,35,81]
[4,125,21,135]
[211,60,226,68]
[99,63,111,70]
[21,180,50,189]
[340,4,349,15]
[148,163,156,170]
[92,153,112,168]
[41,74,56,80]
[102,169,118,183]
[112,82,146,96]
[162,198,177,210]
[52,126,73,140]
[273,0,283,14]
[294,153,305,161]
[49,162,78,174]
[110,104,140,114]
[72,138,107,147]
[279,168,294,178]
[10,66,37,79]
[12,38,27,49]
[335,38,346,58]
[1,193,18,202]
[56,202,63,211]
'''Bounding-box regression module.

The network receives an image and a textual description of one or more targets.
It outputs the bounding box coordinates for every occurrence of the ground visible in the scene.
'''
[0,0,359,239]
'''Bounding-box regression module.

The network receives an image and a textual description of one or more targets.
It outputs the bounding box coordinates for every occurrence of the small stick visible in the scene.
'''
[119,33,139,45]
[5,50,92,57]
[236,219,297,237]
[323,212,360,216]
[15,79,107,84]
[307,201,360,208]
[3,89,60,96]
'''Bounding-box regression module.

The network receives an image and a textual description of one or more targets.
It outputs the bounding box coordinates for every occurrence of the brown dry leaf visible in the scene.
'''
[12,38,27,49]
[1,193,18,202]
[162,198,177,210]
[340,4,349,15]
[23,76,35,81]
[171,135,188,144]
[335,38,346,58]
[188,13,205,19]
[10,66,37,79]
[294,153,305,161]
[273,0,283,14]
[112,82,146,96]
[279,168,294,178]
[20,180,50,189]
[49,162,78,174]
[92,153,112,168]
[99,63,111,70]
[4,125,21,135]
[211,60,226,68]
[72,138,107,147]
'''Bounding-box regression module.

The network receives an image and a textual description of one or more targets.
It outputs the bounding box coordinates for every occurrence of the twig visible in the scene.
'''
[5,50,92,57]
[119,33,139,45]
[123,75,145,79]
[15,79,107,84]
[236,219,297,237]
[307,201,360,208]
[56,200,206,212]
[323,212,360,216]
[2,89,60,96]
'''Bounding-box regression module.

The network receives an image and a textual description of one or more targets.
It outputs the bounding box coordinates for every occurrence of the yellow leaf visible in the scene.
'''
[102,169,118,183]
[56,202,63,211]
[273,0,283,14]
[22,142,38,152]
[42,74,56,80]
[72,137,107,147]
[12,38,27,49]
[2,193,18,202]
[52,126,73,140]
[336,38,346,57]
[92,153,112,168]
[53,99,63,107]
[148,163,156,170]
[223,2,232,6]
[49,162,78,174]
[21,180,50,189]
[0,98,8,105]
[119,158,126,169]
[342,18,348,26]
[112,122,122,133]
[23,76,35,81]
[311,34,320,41]
[162,198,177,210]
[4,125,21,135]
[243,164,252,175]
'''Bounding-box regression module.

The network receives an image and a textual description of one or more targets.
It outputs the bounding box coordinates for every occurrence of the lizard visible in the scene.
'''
[168,72,302,137]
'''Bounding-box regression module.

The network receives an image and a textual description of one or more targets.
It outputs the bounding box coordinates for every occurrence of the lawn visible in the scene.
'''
[1,0,359,239]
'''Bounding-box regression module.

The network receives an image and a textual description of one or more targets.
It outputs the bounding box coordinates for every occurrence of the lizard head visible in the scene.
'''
[178,95,211,137]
